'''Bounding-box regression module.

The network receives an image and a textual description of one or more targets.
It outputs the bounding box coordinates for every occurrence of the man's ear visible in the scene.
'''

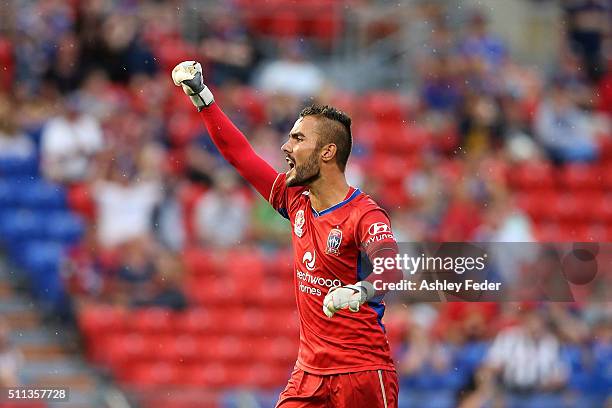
[320,144,337,164]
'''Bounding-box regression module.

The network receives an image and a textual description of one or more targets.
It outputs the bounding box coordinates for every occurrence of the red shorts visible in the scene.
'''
[275,367,398,408]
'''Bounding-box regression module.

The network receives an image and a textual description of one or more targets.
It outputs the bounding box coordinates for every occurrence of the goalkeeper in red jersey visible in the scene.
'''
[173,61,401,407]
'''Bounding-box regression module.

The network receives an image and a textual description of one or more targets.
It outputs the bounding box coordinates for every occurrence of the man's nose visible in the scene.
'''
[281,140,291,153]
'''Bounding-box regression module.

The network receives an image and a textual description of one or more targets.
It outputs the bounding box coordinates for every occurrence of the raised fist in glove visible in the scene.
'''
[171,61,214,110]
[323,281,375,318]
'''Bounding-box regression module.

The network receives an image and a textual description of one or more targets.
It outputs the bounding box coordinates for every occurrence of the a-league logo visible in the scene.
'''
[294,210,305,237]
[326,228,343,255]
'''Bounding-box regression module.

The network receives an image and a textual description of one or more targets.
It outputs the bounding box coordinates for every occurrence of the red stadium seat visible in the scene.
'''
[182,363,231,388]
[308,14,342,43]
[228,308,267,334]
[239,363,287,388]
[371,124,430,156]
[182,247,216,277]
[130,308,176,333]
[600,163,612,190]
[516,191,558,221]
[366,154,414,184]
[160,335,201,364]
[576,193,604,222]
[534,222,562,242]
[78,305,126,337]
[507,161,555,191]
[330,92,359,117]
[559,164,602,191]
[593,197,612,223]
[120,361,181,386]
[259,278,295,307]
[139,389,220,408]
[267,250,294,277]
[560,223,590,241]
[551,194,587,222]
[104,333,151,367]
[268,11,302,38]
[265,337,298,363]
[598,136,612,162]
[361,91,410,123]
[174,308,215,334]
[584,223,610,242]
[260,308,300,335]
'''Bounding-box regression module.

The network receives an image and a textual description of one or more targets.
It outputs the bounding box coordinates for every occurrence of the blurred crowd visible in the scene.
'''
[0,0,611,405]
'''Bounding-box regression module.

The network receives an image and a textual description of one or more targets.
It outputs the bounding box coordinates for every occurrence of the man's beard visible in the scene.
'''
[286,150,320,187]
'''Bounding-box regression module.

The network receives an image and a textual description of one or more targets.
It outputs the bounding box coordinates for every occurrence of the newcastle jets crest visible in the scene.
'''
[325,228,343,255]
[294,210,305,237]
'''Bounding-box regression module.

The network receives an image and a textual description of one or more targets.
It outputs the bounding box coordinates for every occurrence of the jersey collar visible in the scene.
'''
[310,188,361,218]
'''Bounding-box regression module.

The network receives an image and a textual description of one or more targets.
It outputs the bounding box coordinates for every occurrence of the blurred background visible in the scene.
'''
[0,0,610,407]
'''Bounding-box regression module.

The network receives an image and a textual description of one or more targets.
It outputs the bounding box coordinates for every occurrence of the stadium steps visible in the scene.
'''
[0,259,126,407]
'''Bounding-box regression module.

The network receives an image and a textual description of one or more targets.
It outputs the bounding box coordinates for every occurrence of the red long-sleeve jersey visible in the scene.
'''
[198,103,398,374]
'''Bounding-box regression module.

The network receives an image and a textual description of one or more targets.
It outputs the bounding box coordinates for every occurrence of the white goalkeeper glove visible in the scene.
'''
[323,281,375,318]
[171,61,214,111]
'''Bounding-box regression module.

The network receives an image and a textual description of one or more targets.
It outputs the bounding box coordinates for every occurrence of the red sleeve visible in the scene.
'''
[268,172,289,218]
[198,103,279,199]
[355,209,403,292]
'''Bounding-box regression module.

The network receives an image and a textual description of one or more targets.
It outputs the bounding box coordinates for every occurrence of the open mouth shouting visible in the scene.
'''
[286,155,296,175]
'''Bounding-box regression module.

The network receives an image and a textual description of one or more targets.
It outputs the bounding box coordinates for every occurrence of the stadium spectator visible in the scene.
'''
[455,10,508,97]
[534,80,599,164]
[255,40,325,98]
[598,58,612,116]
[475,190,534,243]
[562,0,610,81]
[43,32,86,94]
[0,35,14,92]
[113,237,157,306]
[193,170,250,247]
[0,95,35,158]
[63,225,106,301]
[421,55,462,113]
[40,93,104,182]
[458,10,508,75]
[0,318,23,387]
[131,250,187,311]
[250,197,291,249]
[476,307,568,404]
[437,177,483,241]
[152,176,186,252]
[93,147,163,247]
[199,7,259,85]
[458,92,504,156]
[398,306,452,378]
[86,14,157,83]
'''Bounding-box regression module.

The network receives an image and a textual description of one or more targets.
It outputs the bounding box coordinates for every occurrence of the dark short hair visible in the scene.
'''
[300,104,352,172]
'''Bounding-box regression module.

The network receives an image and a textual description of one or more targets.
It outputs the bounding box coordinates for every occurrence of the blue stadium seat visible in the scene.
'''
[455,342,489,373]
[561,345,584,372]
[0,155,38,177]
[18,181,66,209]
[505,393,565,408]
[44,212,84,244]
[0,180,19,208]
[592,353,612,395]
[398,390,455,408]
[0,210,47,243]
[21,241,64,301]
